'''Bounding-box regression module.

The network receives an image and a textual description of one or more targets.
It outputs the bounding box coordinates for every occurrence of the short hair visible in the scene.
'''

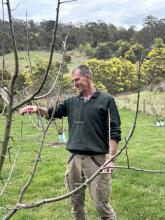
[72,65,92,78]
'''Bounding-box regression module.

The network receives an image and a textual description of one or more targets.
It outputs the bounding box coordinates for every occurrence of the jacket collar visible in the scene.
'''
[77,89,101,99]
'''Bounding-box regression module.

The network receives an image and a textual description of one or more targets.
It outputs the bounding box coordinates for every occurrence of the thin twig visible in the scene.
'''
[103,57,142,164]
[0,176,5,186]
[0,105,6,117]
[10,2,20,11]
[25,11,32,75]
[0,120,23,197]
[27,113,42,130]
[125,137,130,168]
[1,0,6,85]
[60,0,77,4]
[7,0,19,96]
[34,30,71,100]
[15,74,45,95]
[0,205,12,211]
[100,166,165,174]
[7,146,12,164]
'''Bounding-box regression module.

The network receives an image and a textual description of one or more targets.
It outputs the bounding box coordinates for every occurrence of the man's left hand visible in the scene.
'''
[101,160,115,174]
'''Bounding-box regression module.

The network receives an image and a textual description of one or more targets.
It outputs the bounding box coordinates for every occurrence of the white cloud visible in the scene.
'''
[1,0,165,28]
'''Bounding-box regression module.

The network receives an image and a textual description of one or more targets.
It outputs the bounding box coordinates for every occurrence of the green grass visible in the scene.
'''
[116,91,165,118]
[0,109,165,219]
[0,50,88,73]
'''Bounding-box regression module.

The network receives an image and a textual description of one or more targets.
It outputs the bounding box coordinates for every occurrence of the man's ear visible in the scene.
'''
[86,75,91,80]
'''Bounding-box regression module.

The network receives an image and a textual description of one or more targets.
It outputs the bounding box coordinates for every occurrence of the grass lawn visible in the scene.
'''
[0,109,165,219]
[116,91,165,118]
[0,50,88,73]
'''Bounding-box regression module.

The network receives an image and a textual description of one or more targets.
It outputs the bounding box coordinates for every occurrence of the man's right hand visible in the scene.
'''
[19,106,38,116]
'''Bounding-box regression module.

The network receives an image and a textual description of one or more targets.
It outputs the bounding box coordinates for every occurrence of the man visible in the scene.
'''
[19,65,121,220]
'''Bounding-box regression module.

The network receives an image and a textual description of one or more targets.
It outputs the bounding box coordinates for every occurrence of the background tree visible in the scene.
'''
[124,43,145,63]
[94,43,113,59]
[115,40,130,57]
[85,58,138,94]
[142,40,165,85]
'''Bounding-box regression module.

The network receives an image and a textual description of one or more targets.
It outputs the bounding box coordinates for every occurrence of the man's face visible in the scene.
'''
[71,69,90,93]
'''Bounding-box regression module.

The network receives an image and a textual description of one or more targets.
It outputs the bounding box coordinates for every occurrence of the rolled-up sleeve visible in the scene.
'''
[48,99,68,119]
[108,98,121,142]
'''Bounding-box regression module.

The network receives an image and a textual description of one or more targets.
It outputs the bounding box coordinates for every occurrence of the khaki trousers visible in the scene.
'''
[65,154,116,220]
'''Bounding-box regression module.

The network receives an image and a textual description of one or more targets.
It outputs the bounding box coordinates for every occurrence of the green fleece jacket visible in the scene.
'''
[48,90,121,154]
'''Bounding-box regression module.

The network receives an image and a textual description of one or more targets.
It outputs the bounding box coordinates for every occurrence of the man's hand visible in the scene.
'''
[101,159,115,174]
[101,139,118,174]
[19,106,38,115]
[19,106,49,119]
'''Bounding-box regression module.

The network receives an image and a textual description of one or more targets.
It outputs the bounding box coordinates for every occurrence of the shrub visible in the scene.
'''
[64,54,71,63]
[94,43,113,59]
[85,58,139,94]
[80,43,95,57]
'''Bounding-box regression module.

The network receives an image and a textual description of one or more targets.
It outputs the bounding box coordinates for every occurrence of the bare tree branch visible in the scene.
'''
[60,0,77,4]
[34,30,71,100]
[10,1,20,11]
[103,58,142,165]
[0,105,6,117]
[0,205,12,211]
[15,74,45,95]
[0,86,10,105]
[25,11,32,75]
[3,86,63,219]
[101,166,165,173]
[0,120,23,197]
[7,0,19,97]
[0,0,19,175]
[0,0,62,176]
[27,113,42,130]
[12,0,61,111]
[125,137,130,168]
[1,0,6,85]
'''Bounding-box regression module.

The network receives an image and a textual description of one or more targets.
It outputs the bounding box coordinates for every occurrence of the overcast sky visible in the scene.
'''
[1,0,165,29]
